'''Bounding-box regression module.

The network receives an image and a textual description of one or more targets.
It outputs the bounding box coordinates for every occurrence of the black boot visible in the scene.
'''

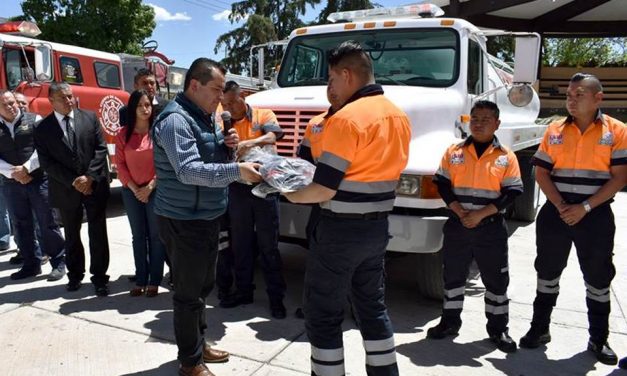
[426,321,460,339]
[519,326,551,349]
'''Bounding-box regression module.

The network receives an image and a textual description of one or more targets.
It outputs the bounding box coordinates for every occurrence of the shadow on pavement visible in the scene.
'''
[487,349,601,375]
[119,359,179,376]
[396,337,497,368]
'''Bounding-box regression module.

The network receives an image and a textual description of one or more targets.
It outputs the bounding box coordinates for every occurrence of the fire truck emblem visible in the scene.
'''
[99,95,125,136]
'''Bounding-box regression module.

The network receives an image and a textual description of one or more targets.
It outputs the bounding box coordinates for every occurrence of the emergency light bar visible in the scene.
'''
[327,3,444,23]
[0,21,42,37]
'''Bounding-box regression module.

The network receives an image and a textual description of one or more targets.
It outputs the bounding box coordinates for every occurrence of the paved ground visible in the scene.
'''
[1,189,626,375]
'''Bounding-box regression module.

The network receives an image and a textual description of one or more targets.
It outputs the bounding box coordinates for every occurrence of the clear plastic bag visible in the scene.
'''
[241,147,316,198]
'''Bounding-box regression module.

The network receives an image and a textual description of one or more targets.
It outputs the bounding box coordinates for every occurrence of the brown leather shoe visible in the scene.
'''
[203,343,230,363]
[178,363,215,376]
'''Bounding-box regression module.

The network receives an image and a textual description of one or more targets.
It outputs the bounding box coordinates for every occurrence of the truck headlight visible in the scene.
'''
[397,175,420,196]
[396,175,441,199]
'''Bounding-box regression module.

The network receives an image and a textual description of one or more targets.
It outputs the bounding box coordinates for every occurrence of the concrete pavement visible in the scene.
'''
[0,190,626,375]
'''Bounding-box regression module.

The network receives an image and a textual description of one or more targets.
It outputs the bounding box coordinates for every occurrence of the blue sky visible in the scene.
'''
[2,0,409,68]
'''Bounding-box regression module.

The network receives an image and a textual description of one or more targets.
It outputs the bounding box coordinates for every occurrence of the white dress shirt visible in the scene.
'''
[0,110,42,178]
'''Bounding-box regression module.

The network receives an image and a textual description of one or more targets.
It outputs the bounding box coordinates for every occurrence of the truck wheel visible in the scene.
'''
[416,251,444,301]
[512,154,540,222]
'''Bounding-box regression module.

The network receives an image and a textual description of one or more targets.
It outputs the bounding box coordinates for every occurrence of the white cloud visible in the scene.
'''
[149,3,191,21]
[212,10,249,22]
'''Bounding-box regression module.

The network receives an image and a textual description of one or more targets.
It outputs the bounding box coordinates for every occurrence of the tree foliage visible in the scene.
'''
[215,0,320,75]
[21,0,155,55]
[542,38,627,67]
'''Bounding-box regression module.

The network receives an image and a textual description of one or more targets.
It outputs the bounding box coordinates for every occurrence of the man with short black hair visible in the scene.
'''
[286,40,411,376]
[521,73,627,365]
[152,57,262,376]
[119,68,169,127]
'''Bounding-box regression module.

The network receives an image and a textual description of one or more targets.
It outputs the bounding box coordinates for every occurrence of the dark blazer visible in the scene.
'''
[34,109,110,209]
[118,96,168,127]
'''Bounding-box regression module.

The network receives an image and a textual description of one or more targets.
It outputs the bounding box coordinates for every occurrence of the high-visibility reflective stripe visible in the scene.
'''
[319,152,350,172]
[586,291,611,303]
[534,150,553,164]
[338,180,398,194]
[538,285,560,294]
[552,169,612,179]
[612,149,627,159]
[435,167,450,180]
[485,304,509,314]
[501,266,509,273]
[554,182,600,195]
[444,286,465,298]
[453,187,501,199]
[585,283,610,296]
[311,346,344,362]
[460,203,486,210]
[485,291,508,303]
[312,362,345,376]
[538,277,561,285]
[363,337,395,352]
[444,300,464,310]
[501,177,523,188]
[366,351,397,367]
[320,199,395,213]
[301,138,311,147]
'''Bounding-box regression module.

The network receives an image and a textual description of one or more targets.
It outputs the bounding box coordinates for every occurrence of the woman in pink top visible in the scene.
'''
[115,89,165,297]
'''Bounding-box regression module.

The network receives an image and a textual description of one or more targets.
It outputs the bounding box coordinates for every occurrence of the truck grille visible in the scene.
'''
[274,109,325,157]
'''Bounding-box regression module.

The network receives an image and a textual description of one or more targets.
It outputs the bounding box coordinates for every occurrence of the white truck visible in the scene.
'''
[246,3,546,298]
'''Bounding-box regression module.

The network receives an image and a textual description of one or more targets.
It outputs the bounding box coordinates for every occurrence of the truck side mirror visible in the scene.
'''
[34,45,52,81]
[513,34,540,84]
[508,84,534,107]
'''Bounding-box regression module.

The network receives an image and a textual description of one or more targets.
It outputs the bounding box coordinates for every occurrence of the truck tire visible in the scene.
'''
[416,251,444,301]
[512,154,540,222]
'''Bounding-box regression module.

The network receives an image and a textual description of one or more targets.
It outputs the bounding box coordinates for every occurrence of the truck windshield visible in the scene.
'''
[278,28,459,88]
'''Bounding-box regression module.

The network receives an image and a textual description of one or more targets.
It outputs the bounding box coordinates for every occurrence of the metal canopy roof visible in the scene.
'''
[430,0,627,37]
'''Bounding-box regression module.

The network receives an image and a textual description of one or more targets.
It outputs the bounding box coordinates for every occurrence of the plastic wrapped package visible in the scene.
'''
[240,147,316,198]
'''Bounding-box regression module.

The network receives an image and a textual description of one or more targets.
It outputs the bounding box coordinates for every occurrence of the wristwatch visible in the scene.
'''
[582,200,592,213]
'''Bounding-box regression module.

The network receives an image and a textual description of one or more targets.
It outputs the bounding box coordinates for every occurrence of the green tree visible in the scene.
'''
[215,0,320,75]
[21,0,155,55]
[542,38,627,67]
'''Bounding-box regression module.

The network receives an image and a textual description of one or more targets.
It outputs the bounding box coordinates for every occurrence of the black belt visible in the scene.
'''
[452,213,502,227]
[321,209,388,220]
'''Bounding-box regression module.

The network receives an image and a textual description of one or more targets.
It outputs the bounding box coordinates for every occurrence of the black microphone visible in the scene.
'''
[221,111,234,160]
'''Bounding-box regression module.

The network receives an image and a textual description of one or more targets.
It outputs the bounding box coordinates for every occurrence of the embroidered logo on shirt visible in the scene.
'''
[599,132,613,146]
[450,151,465,165]
[17,124,31,133]
[495,155,509,167]
[548,134,563,145]
[311,123,324,134]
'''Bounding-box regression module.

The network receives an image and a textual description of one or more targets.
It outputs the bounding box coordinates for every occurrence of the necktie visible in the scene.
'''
[64,115,76,152]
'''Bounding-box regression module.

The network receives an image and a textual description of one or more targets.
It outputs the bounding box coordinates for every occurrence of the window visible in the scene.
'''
[467,40,483,94]
[278,29,460,88]
[94,62,121,88]
[60,56,83,84]
[4,48,35,90]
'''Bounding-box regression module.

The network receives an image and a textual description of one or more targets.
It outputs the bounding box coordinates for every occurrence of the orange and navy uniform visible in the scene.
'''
[527,111,626,343]
[434,137,523,212]
[231,104,283,142]
[531,110,627,203]
[297,110,330,164]
[313,85,411,214]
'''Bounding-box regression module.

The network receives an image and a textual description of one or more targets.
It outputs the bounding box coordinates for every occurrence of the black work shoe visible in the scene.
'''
[10,267,42,280]
[618,356,627,369]
[9,251,24,264]
[587,340,617,365]
[270,300,286,319]
[426,321,460,339]
[490,332,517,353]
[95,285,109,297]
[519,328,551,349]
[219,293,253,308]
[66,280,82,291]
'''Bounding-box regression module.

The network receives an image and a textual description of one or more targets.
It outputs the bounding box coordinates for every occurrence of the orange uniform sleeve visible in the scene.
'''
[531,126,555,170]
[313,116,358,190]
[611,123,627,166]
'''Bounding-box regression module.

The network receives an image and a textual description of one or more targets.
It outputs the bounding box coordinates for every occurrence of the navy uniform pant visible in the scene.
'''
[441,215,510,336]
[531,202,615,343]
[228,183,285,301]
[305,213,398,376]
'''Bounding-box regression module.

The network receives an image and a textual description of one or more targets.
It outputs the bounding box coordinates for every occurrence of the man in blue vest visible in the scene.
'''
[152,58,262,376]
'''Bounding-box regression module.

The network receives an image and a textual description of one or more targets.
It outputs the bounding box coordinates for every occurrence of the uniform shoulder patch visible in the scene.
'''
[599,132,613,146]
[450,150,465,165]
[495,155,509,167]
[548,133,563,145]
[311,123,324,134]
